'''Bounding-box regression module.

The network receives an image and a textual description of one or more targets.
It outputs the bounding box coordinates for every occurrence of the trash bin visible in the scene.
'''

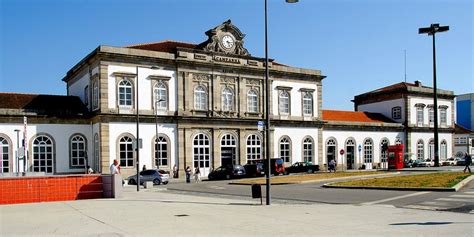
[251,184,261,198]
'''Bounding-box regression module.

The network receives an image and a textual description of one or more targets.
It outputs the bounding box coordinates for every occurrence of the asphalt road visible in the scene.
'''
[160,170,474,214]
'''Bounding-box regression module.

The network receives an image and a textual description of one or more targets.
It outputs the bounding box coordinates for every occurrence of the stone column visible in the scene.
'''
[178,128,187,178]
[100,123,110,173]
[99,63,109,113]
[239,77,246,117]
[318,128,324,169]
[239,129,247,164]
[213,75,220,112]
[212,129,220,169]
[177,71,185,115]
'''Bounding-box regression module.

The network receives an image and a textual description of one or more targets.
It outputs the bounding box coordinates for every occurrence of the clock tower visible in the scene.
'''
[200,19,250,56]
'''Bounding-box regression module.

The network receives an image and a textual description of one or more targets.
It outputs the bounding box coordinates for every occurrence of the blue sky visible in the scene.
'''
[0,0,472,111]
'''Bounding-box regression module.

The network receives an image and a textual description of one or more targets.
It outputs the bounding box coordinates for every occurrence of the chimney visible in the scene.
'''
[414,80,422,87]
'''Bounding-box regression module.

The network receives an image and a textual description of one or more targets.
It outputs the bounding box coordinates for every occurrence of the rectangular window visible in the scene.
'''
[92,81,99,110]
[302,92,313,116]
[440,108,447,126]
[84,86,89,106]
[392,107,401,119]
[428,108,434,127]
[416,107,424,126]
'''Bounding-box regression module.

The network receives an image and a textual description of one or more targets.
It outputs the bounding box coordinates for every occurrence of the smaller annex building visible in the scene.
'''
[0,21,455,177]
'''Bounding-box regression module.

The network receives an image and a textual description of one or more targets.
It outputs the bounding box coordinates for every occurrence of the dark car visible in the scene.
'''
[284,162,320,175]
[244,162,265,177]
[404,160,414,168]
[127,169,169,185]
[208,165,246,180]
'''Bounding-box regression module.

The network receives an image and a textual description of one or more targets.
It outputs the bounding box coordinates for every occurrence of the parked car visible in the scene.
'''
[284,162,320,175]
[208,165,246,180]
[244,162,265,177]
[127,169,169,185]
[441,158,456,166]
[404,160,415,168]
[455,157,466,166]
[416,159,434,167]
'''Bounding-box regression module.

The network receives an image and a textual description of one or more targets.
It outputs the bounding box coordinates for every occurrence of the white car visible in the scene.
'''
[441,158,456,166]
[417,159,434,167]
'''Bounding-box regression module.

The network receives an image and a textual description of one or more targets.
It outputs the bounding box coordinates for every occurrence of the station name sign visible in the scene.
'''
[213,55,240,64]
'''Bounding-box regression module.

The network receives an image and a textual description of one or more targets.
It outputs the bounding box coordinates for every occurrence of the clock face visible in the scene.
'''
[221,35,234,49]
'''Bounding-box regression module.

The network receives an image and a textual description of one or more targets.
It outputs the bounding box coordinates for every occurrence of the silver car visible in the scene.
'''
[127,169,169,185]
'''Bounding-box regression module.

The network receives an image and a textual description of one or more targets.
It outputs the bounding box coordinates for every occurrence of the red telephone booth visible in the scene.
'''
[387,144,404,170]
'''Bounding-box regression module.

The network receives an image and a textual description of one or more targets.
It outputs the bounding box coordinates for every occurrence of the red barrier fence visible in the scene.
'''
[0,175,103,205]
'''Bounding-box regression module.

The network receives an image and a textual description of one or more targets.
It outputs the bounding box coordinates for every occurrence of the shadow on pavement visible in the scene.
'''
[110,199,260,206]
[389,221,468,226]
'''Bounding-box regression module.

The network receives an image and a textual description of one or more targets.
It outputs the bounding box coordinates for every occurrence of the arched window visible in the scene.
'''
[279,137,291,163]
[32,135,54,174]
[247,89,259,113]
[246,134,261,164]
[326,138,337,164]
[417,140,424,160]
[380,138,389,163]
[118,79,133,107]
[303,92,313,116]
[222,134,236,147]
[303,137,313,163]
[193,133,210,169]
[0,136,10,173]
[440,140,447,160]
[221,87,234,111]
[119,136,134,167]
[363,139,373,163]
[92,81,99,110]
[194,85,208,110]
[70,135,86,168]
[154,81,167,111]
[94,133,100,172]
[155,136,168,167]
[428,107,434,127]
[428,139,434,160]
[279,91,290,114]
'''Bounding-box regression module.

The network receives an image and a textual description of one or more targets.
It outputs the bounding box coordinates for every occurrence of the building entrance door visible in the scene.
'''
[346,146,355,170]
[221,147,236,167]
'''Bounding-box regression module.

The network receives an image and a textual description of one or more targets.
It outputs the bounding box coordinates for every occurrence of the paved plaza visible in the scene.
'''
[1,186,473,237]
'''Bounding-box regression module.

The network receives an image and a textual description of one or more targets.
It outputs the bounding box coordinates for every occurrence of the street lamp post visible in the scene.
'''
[14,129,20,173]
[264,0,298,206]
[155,98,165,170]
[419,23,449,167]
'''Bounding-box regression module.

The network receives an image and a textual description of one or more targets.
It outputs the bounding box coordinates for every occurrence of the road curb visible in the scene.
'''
[323,174,473,192]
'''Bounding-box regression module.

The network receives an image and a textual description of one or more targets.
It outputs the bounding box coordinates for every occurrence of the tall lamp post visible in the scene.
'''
[264,0,298,206]
[155,98,165,170]
[136,65,160,191]
[14,129,20,173]
[419,23,449,167]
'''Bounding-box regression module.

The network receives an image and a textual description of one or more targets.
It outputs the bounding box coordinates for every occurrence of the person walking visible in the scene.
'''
[194,167,201,183]
[463,153,472,173]
[173,164,178,178]
[329,159,336,173]
[185,166,191,183]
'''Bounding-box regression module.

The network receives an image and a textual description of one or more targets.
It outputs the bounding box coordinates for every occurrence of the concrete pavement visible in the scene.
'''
[0,186,473,237]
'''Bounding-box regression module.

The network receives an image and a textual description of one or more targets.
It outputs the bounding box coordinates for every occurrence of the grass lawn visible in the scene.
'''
[331,172,472,188]
[232,171,386,185]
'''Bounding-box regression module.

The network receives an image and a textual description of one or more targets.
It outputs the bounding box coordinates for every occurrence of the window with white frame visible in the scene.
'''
[417,140,424,160]
[392,107,401,119]
[302,92,313,116]
[280,137,291,163]
[32,135,54,174]
[246,134,261,163]
[118,79,133,107]
[303,137,313,163]
[221,87,234,112]
[428,107,434,127]
[0,136,10,173]
[119,136,134,167]
[428,139,434,160]
[194,85,208,110]
[440,107,447,126]
[279,90,290,115]
[416,106,424,126]
[193,133,210,168]
[247,89,259,113]
[154,81,167,111]
[70,135,86,168]
[326,138,337,164]
[380,138,389,163]
[455,137,467,145]
[440,140,447,160]
[154,136,168,167]
[92,81,99,110]
[363,139,373,163]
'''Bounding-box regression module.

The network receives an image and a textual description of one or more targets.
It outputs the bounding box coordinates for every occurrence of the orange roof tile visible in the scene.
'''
[322,110,395,123]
